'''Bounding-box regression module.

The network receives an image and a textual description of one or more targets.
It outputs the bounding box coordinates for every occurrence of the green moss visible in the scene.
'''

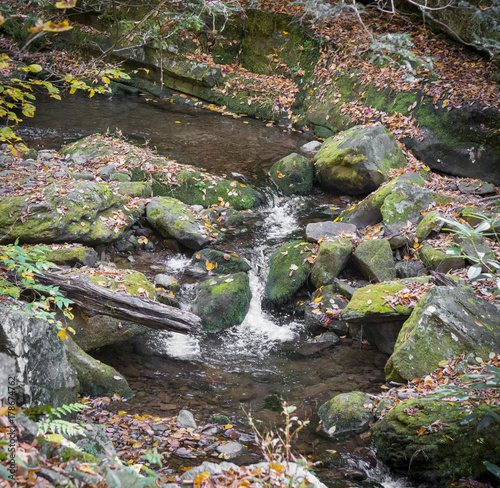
[265,240,313,305]
[191,248,251,274]
[59,447,100,464]
[89,270,156,298]
[192,272,251,331]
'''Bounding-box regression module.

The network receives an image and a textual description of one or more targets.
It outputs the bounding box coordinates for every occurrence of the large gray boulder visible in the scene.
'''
[0,182,143,245]
[353,239,396,283]
[314,123,408,195]
[270,153,313,196]
[305,221,357,242]
[310,238,352,288]
[0,303,79,407]
[385,285,500,382]
[146,196,213,250]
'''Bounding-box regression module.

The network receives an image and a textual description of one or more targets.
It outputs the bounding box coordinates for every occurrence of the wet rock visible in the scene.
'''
[177,409,197,429]
[192,272,251,331]
[339,173,425,227]
[23,244,99,267]
[301,140,323,154]
[296,332,340,356]
[270,152,313,196]
[419,242,465,273]
[371,397,500,484]
[310,237,353,288]
[353,239,396,283]
[305,221,357,242]
[146,196,212,250]
[458,180,497,195]
[318,391,374,439]
[304,285,348,336]
[154,273,180,291]
[385,285,500,382]
[216,441,245,460]
[0,182,143,245]
[66,337,133,399]
[157,290,181,308]
[0,303,78,407]
[265,240,313,305]
[314,123,408,195]
[190,248,251,275]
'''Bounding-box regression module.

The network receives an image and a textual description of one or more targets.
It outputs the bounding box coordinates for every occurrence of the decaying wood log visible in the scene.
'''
[33,271,201,333]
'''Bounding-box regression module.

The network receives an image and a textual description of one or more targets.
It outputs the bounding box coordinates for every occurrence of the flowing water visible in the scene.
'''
[19,91,414,487]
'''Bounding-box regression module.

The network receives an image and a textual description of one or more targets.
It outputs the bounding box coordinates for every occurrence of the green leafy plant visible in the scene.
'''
[440,214,500,285]
[25,403,89,437]
[0,242,74,332]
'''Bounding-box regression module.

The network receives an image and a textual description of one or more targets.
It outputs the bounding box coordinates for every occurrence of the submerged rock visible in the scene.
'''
[304,285,348,336]
[314,124,408,195]
[385,285,500,382]
[192,272,251,331]
[318,391,374,439]
[371,397,500,484]
[265,240,313,305]
[269,152,313,196]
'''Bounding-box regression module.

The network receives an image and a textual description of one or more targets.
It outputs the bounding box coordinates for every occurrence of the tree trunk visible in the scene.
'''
[33,271,201,333]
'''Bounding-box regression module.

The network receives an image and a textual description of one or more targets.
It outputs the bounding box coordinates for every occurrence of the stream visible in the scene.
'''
[19,91,414,488]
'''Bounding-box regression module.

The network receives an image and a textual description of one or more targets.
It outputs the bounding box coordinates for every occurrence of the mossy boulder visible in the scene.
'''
[116,182,152,198]
[265,241,313,305]
[318,391,374,439]
[191,272,251,331]
[314,124,408,195]
[353,239,396,283]
[419,242,465,273]
[310,238,352,288]
[371,398,500,484]
[65,337,133,399]
[154,168,262,210]
[385,285,500,382]
[146,196,214,250]
[339,173,425,227]
[342,279,429,354]
[72,315,148,352]
[190,248,251,275]
[269,153,313,196]
[88,270,157,299]
[304,285,348,336]
[22,244,98,267]
[415,211,444,242]
[0,182,144,245]
[305,221,357,242]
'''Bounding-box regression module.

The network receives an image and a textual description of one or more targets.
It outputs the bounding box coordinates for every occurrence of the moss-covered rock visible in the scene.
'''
[342,279,430,354]
[318,391,374,439]
[190,248,251,275]
[353,239,396,283]
[58,447,100,464]
[265,240,313,305]
[415,211,444,242]
[419,242,465,272]
[385,285,500,382]
[310,238,352,288]
[0,182,143,245]
[88,270,157,298]
[270,153,313,196]
[338,173,425,227]
[72,314,148,352]
[65,337,133,399]
[371,398,500,484]
[116,182,152,198]
[192,272,251,331]
[154,168,262,210]
[146,196,214,250]
[314,124,408,195]
[21,244,98,267]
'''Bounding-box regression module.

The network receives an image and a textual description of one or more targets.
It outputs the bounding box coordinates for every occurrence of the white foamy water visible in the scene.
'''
[261,195,301,240]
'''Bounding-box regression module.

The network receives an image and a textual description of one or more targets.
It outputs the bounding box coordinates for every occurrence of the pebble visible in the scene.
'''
[177,409,197,429]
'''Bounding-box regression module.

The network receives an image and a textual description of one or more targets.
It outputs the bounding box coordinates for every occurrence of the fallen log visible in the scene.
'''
[33,271,202,333]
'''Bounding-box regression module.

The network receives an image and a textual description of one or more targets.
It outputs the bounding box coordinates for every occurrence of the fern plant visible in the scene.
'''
[25,403,89,437]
